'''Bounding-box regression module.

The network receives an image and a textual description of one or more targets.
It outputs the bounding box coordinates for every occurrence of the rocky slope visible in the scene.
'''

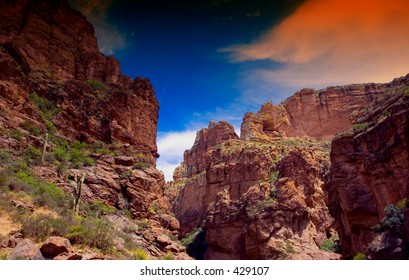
[328,75,409,259]
[241,84,386,141]
[0,0,188,260]
[171,121,340,259]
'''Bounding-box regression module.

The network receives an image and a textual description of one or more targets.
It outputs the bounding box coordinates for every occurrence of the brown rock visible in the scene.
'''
[241,84,386,141]
[172,120,336,259]
[328,86,409,258]
[40,236,73,259]
[10,239,44,260]
[156,234,172,246]
[114,156,134,166]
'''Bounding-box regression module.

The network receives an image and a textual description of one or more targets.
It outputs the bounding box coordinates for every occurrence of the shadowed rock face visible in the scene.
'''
[0,0,159,159]
[328,80,409,259]
[241,84,387,141]
[171,121,339,259]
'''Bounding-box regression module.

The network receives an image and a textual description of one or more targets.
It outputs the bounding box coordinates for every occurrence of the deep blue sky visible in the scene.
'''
[71,0,306,132]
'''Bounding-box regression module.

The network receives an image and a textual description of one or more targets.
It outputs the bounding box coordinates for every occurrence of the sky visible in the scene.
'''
[69,0,409,181]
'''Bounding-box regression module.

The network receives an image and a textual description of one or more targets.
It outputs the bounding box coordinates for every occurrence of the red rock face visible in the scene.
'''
[0,0,186,259]
[241,84,386,141]
[0,0,159,161]
[172,121,339,259]
[328,81,409,259]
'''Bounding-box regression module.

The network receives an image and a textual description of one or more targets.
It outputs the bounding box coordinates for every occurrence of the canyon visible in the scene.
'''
[0,0,408,260]
[171,76,409,260]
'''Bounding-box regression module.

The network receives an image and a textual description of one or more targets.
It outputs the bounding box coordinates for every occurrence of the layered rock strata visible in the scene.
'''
[241,84,386,141]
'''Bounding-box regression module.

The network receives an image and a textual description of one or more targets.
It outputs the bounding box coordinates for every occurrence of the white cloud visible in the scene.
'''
[157,130,197,181]
[222,0,409,89]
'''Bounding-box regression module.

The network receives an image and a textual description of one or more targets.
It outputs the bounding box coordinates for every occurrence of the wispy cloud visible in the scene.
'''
[69,0,125,55]
[222,0,409,88]
[157,130,197,181]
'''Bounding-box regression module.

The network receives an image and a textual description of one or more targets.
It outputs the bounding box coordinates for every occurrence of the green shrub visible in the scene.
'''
[376,204,404,234]
[396,198,408,210]
[320,239,341,253]
[52,140,94,168]
[351,122,369,132]
[10,129,23,141]
[23,145,41,164]
[67,216,114,253]
[85,79,110,91]
[131,248,148,260]
[120,170,132,179]
[89,200,116,217]
[161,252,175,260]
[29,92,60,133]
[0,252,8,260]
[15,170,69,211]
[21,120,40,136]
[134,161,148,170]
[30,93,60,119]
[16,213,70,242]
[0,150,10,164]
[90,142,113,155]
[353,253,366,260]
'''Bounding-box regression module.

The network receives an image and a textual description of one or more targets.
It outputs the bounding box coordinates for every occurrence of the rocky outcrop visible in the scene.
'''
[172,121,339,259]
[328,80,409,259]
[40,236,73,259]
[0,0,184,260]
[241,83,387,141]
[10,239,44,260]
[0,0,159,160]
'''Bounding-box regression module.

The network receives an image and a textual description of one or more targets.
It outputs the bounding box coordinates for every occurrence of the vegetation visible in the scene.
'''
[131,248,148,260]
[85,79,111,102]
[0,151,10,164]
[351,122,369,132]
[21,120,40,136]
[29,92,60,133]
[320,239,341,253]
[49,139,95,169]
[181,227,207,260]
[353,253,366,260]
[374,203,405,235]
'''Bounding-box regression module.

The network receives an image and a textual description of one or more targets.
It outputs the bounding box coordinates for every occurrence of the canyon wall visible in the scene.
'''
[241,84,386,141]
[328,77,409,259]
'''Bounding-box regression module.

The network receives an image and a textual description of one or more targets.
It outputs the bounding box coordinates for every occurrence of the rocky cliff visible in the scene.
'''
[328,75,409,259]
[171,121,340,259]
[0,0,187,260]
[0,0,158,159]
[241,84,386,141]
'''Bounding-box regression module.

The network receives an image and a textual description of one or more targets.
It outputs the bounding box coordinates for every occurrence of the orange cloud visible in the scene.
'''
[223,0,409,87]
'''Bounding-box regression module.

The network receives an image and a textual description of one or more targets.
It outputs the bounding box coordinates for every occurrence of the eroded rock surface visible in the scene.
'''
[171,121,339,259]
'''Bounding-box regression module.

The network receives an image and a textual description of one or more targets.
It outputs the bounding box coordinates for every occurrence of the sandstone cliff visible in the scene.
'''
[171,121,340,259]
[241,84,386,141]
[0,0,158,159]
[0,0,187,260]
[328,75,409,259]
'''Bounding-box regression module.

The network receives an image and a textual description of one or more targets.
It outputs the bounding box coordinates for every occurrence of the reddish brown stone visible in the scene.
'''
[40,236,73,259]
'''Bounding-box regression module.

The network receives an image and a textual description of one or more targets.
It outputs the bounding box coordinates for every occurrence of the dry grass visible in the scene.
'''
[0,213,20,235]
